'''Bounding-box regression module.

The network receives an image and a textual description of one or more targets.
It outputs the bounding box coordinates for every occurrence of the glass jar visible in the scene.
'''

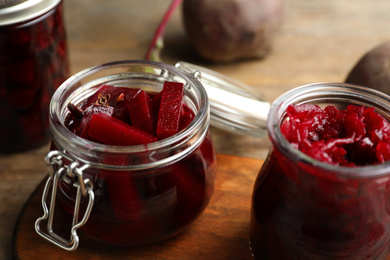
[0,0,69,152]
[35,60,217,250]
[250,83,390,259]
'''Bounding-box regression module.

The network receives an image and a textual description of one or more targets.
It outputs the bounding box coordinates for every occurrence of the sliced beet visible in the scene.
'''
[170,158,205,210]
[156,81,184,139]
[82,84,137,123]
[110,88,139,123]
[127,89,156,135]
[151,91,162,125]
[179,103,195,131]
[100,155,145,221]
[101,173,144,221]
[88,113,157,145]
[77,104,114,139]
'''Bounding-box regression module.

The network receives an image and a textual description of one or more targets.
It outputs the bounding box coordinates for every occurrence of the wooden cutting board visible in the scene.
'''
[12,154,262,260]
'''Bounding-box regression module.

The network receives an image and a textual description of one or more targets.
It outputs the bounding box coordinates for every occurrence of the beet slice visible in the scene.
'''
[109,88,139,123]
[98,153,145,221]
[82,84,137,123]
[151,91,162,127]
[101,171,144,220]
[156,81,184,139]
[179,103,195,131]
[88,113,157,145]
[170,158,205,210]
[77,104,114,139]
[128,89,156,135]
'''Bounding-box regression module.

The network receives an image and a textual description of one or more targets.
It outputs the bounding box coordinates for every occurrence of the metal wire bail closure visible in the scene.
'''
[35,150,94,251]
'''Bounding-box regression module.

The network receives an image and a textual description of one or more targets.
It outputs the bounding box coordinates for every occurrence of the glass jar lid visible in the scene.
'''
[175,61,269,138]
[0,0,60,26]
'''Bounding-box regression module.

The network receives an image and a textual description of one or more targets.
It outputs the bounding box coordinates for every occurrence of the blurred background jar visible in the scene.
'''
[0,0,69,153]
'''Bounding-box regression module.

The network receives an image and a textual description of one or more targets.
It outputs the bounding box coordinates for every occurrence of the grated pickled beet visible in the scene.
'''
[281,104,390,166]
[250,103,390,259]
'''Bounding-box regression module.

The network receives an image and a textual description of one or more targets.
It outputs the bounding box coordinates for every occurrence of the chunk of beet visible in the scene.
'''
[82,84,137,123]
[151,91,162,124]
[170,157,205,211]
[156,81,184,139]
[88,113,157,145]
[100,166,144,220]
[127,89,156,135]
[84,150,146,221]
[77,104,114,139]
[111,88,139,123]
[179,103,196,131]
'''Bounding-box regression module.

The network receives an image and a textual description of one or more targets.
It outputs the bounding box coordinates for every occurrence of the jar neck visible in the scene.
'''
[267,82,390,177]
[50,60,210,170]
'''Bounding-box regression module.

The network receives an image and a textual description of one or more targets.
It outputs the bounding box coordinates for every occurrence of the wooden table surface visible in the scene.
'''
[2,0,390,259]
[13,154,263,260]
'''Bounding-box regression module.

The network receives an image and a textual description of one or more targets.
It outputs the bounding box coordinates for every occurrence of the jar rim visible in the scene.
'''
[0,0,61,26]
[268,82,390,177]
[50,60,210,170]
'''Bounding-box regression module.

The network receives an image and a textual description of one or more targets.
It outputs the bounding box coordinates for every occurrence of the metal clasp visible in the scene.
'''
[35,150,94,251]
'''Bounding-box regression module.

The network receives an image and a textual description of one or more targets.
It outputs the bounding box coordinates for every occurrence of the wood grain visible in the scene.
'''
[13,154,262,260]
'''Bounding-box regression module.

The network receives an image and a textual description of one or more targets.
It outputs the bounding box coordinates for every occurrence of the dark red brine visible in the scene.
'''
[250,83,390,260]
[0,0,69,152]
[46,61,217,247]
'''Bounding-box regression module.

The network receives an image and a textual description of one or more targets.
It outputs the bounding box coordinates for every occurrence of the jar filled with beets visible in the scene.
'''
[35,60,217,250]
[0,0,69,152]
[250,83,390,259]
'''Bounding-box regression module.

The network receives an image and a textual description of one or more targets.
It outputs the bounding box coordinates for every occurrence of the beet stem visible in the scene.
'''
[145,0,182,61]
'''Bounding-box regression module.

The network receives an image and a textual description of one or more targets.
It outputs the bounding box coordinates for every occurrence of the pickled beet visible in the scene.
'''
[81,85,135,123]
[67,82,187,145]
[60,82,216,246]
[127,89,156,135]
[88,113,157,145]
[156,81,185,139]
[99,156,145,221]
[0,2,69,152]
[76,104,114,139]
[281,104,390,166]
[250,104,390,259]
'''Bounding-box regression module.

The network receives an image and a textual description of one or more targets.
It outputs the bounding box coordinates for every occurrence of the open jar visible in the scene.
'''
[35,60,217,250]
[0,0,69,152]
[250,83,390,259]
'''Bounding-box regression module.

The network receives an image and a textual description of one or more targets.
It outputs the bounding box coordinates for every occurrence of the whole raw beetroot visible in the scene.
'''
[345,41,390,95]
[182,0,286,63]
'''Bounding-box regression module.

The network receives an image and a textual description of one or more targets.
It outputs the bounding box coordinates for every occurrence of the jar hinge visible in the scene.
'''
[35,150,94,251]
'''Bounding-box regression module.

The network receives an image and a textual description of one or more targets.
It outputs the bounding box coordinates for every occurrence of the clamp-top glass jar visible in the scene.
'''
[35,60,217,250]
[250,83,390,259]
[0,0,69,152]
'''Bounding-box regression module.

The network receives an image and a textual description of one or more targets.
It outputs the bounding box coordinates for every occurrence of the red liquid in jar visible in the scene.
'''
[56,83,216,246]
[250,104,390,259]
[0,2,69,152]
